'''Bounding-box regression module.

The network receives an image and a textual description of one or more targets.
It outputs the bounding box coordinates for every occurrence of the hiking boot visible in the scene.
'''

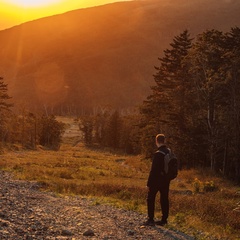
[155,220,167,226]
[142,219,155,226]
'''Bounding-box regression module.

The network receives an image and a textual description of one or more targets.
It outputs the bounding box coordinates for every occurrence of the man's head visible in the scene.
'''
[156,134,165,146]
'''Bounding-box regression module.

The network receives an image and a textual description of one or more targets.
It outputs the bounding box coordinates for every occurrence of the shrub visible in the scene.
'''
[192,178,202,193]
[203,181,218,192]
[39,115,65,150]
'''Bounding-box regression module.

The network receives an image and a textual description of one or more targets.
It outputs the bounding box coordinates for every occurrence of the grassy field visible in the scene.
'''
[0,132,240,239]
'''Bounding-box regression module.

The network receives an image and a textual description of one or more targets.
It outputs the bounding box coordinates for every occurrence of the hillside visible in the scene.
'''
[0,0,240,113]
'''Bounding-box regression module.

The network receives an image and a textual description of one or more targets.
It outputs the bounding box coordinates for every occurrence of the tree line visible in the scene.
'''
[79,110,141,154]
[81,27,240,183]
[142,27,240,183]
[0,77,64,150]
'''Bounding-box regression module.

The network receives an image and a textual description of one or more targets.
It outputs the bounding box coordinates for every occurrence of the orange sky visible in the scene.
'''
[0,0,132,30]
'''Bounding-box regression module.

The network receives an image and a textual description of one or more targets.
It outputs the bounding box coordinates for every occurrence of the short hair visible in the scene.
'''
[156,134,165,144]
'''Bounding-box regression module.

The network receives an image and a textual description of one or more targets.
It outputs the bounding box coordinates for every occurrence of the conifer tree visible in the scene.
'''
[105,110,122,149]
[80,116,94,146]
[0,77,12,111]
[0,77,13,142]
[140,30,193,161]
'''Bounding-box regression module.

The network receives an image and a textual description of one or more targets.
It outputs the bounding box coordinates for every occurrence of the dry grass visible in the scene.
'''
[0,141,239,240]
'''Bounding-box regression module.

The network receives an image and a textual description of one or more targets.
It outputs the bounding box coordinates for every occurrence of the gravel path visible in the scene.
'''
[0,171,194,240]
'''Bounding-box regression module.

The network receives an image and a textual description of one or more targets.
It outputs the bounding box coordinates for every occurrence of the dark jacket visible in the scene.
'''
[147,145,170,188]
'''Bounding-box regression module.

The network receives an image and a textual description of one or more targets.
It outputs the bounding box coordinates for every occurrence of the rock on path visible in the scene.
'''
[0,171,194,240]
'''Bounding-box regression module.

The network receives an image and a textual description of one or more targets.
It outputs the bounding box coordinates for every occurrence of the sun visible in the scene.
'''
[8,0,61,8]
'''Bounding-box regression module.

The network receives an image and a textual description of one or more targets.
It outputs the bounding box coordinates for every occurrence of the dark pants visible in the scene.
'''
[147,181,170,221]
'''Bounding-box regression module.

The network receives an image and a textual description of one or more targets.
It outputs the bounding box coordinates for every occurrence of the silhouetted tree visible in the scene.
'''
[119,114,141,154]
[105,110,122,149]
[140,30,194,161]
[39,115,64,150]
[80,116,94,146]
[0,77,13,142]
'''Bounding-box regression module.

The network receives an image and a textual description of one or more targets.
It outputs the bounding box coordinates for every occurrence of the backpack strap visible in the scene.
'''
[156,150,170,174]
[157,150,166,155]
[156,148,171,155]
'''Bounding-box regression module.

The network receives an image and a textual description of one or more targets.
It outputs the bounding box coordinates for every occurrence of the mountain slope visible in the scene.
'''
[0,0,240,113]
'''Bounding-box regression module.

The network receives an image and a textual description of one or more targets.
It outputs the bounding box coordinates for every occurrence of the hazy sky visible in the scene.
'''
[0,0,132,30]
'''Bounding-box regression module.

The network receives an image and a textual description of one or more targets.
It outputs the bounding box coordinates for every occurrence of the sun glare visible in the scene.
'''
[0,0,130,30]
[8,0,60,8]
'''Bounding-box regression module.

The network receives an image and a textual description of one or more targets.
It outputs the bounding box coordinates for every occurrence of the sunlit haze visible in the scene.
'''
[8,0,60,8]
[0,0,131,30]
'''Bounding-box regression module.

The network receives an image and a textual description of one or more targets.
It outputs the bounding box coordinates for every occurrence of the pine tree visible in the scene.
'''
[140,30,193,161]
[80,116,94,146]
[105,110,122,149]
[0,77,12,111]
[0,77,13,142]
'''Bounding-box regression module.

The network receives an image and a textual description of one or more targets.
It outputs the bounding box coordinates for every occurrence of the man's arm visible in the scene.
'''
[147,152,164,187]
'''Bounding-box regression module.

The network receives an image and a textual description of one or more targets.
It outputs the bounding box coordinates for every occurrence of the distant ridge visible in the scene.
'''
[0,0,239,114]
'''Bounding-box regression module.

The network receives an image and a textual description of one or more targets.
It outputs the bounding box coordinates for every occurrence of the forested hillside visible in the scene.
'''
[0,0,240,114]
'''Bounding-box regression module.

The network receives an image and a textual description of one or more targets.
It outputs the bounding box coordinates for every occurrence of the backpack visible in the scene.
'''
[159,149,178,180]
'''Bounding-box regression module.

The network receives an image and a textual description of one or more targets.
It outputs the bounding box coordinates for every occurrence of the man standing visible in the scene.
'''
[144,134,170,226]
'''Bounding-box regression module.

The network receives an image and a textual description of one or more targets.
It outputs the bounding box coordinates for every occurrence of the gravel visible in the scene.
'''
[0,171,194,240]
